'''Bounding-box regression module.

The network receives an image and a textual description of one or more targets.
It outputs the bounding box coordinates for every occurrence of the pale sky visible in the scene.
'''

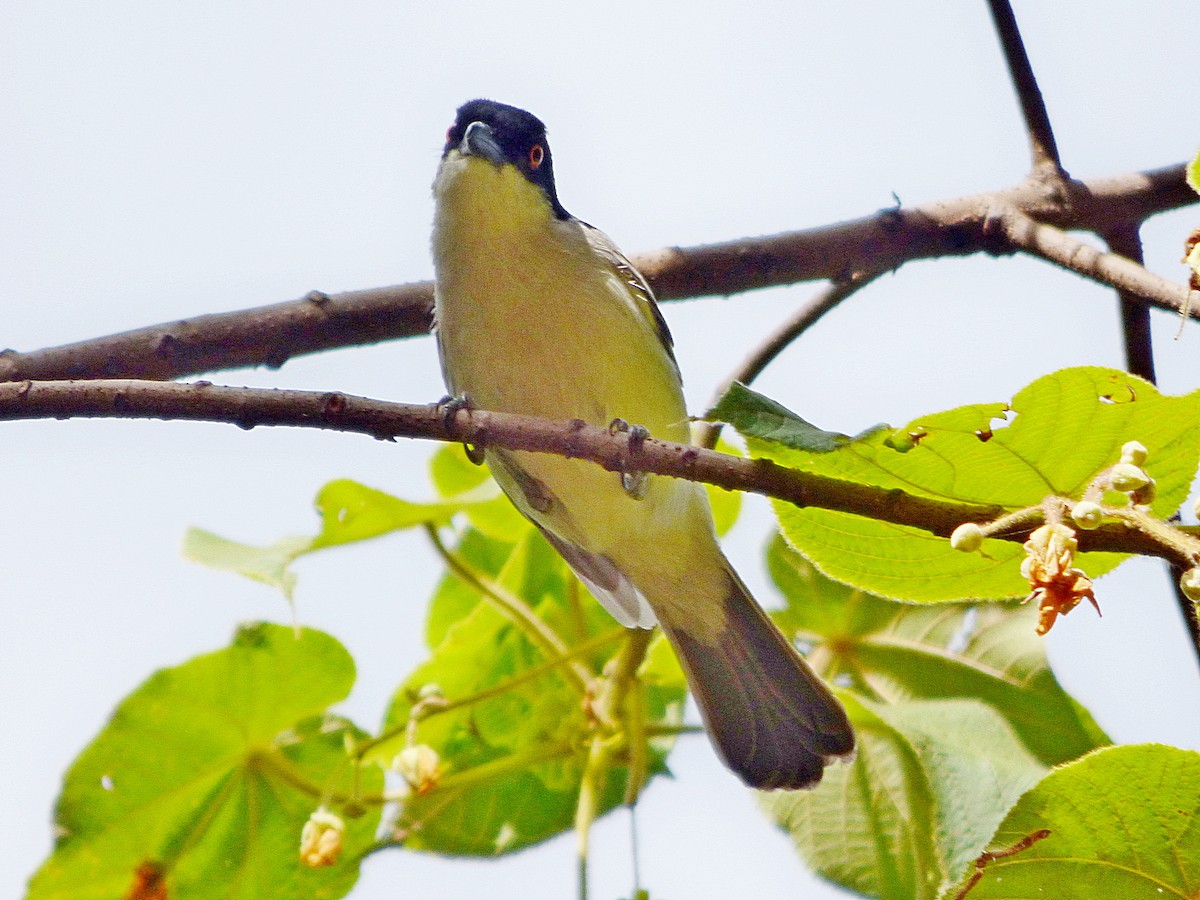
[4,2,1199,898]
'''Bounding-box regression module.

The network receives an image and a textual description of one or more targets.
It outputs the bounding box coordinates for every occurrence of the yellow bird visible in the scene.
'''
[431,99,853,789]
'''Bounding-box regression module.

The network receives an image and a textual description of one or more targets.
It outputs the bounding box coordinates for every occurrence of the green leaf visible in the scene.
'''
[310,477,471,549]
[762,538,1112,898]
[709,381,888,451]
[185,474,501,599]
[952,744,1200,899]
[767,536,1108,766]
[763,697,1044,900]
[375,527,687,856]
[1188,145,1200,195]
[183,528,311,599]
[27,624,380,900]
[749,367,1200,601]
[428,444,528,538]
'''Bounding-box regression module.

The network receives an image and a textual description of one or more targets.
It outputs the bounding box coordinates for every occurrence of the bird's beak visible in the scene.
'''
[460,121,506,166]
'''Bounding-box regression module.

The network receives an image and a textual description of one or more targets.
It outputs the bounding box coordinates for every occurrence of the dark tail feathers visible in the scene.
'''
[658,568,854,790]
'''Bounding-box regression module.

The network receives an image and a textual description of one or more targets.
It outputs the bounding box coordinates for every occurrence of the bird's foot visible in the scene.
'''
[439,394,486,465]
[609,418,650,499]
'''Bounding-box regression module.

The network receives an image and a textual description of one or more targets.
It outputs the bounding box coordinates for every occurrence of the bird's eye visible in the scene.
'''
[528,144,545,169]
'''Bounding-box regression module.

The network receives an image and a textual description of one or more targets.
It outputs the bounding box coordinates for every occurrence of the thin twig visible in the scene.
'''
[724,271,882,393]
[985,0,1065,179]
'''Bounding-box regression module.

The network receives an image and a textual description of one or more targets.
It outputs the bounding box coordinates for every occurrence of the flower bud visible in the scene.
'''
[1070,501,1104,530]
[1119,441,1148,467]
[393,744,441,795]
[950,523,985,552]
[1181,568,1200,603]
[417,683,444,701]
[300,807,345,868]
[1109,463,1150,493]
[1130,477,1156,508]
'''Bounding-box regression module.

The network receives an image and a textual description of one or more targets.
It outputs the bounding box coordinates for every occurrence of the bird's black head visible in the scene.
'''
[444,99,569,219]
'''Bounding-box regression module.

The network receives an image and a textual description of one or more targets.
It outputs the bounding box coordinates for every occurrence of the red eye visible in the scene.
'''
[528,144,545,169]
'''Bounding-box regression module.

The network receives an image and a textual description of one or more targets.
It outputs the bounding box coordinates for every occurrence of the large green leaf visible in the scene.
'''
[27,624,380,900]
[763,697,1044,900]
[951,744,1200,899]
[722,368,1200,601]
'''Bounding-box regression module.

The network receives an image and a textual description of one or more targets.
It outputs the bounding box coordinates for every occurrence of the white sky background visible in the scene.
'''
[3,2,1199,898]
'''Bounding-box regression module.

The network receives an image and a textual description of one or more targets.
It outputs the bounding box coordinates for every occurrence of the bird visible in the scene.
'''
[430,98,854,789]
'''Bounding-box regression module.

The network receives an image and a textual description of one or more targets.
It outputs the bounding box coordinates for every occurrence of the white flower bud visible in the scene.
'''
[393,744,441,795]
[1109,463,1150,493]
[1119,441,1148,466]
[300,807,345,868]
[1070,501,1104,530]
[950,523,985,552]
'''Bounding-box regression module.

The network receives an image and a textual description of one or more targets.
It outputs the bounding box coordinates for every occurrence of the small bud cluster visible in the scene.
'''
[949,441,1166,636]
[1112,441,1156,508]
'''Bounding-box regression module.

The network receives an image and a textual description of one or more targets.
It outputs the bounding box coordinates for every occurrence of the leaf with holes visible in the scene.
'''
[726,367,1200,602]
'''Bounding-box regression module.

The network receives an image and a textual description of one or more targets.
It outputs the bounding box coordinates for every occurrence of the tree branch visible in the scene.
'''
[0,378,1192,565]
[993,206,1192,309]
[986,0,1065,179]
[1,165,1194,385]
[1100,224,1156,382]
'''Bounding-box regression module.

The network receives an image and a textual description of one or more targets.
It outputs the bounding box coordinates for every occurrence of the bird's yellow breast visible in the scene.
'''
[432,153,686,441]
[432,153,699,552]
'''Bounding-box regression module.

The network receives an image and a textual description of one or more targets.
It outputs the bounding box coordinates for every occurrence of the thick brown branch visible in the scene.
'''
[0,379,1192,566]
[1,165,1194,385]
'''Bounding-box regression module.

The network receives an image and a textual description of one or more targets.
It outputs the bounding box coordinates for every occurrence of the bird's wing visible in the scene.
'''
[579,222,679,374]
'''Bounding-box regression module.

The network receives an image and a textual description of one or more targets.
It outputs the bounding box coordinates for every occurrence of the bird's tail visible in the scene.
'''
[656,562,854,790]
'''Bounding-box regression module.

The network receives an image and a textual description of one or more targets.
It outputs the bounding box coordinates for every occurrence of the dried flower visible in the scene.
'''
[1020,523,1100,635]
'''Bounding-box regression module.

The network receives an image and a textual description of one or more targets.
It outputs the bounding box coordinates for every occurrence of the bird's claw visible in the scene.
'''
[609,419,650,499]
[439,394,486,465]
